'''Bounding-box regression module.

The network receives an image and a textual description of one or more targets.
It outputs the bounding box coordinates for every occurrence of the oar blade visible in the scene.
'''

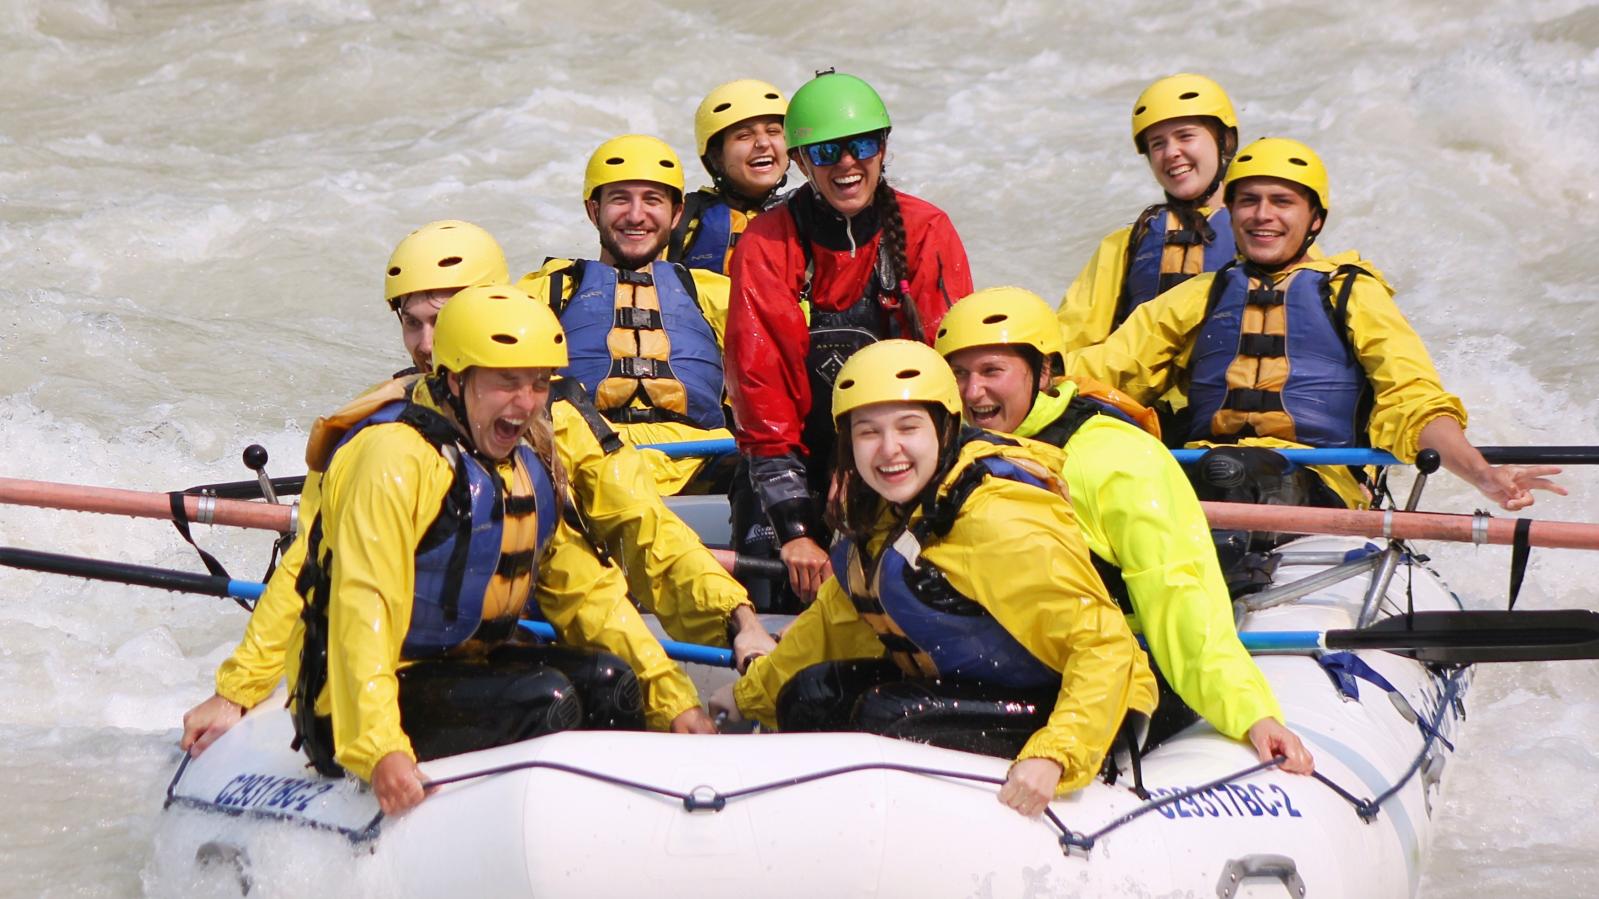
[1328,610,1599,663]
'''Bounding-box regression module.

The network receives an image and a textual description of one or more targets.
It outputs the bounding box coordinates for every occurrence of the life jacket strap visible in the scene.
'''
[1238,333,1286,357]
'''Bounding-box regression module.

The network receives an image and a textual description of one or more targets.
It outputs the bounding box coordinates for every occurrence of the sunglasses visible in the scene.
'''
[802,133,883,167]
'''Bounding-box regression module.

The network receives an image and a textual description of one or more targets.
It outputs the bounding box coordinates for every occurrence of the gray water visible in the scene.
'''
[1,1,1597,895]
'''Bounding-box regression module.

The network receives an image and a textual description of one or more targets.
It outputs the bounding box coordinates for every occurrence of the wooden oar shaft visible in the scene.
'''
[1201,501,1599,550]
[0,476,292,533]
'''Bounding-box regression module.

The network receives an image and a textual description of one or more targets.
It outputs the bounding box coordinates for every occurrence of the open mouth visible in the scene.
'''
[967,403,1003,425]
[747,154,776,173]
[876,461,913,482]
[492,416,525,444]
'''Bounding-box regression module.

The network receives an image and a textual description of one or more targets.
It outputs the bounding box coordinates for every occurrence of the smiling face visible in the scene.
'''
[396,288,455,372]
[447,366,553,462]
[1142,116,1222,203]
[945,345,1043,434]
[712,114,787,198]
[793,133,884,219]
[587,181,684,270]
[1228,176,1323,268]
[847,401,940,505]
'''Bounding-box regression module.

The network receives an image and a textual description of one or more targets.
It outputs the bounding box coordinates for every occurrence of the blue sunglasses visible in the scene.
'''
[802,133,883,167]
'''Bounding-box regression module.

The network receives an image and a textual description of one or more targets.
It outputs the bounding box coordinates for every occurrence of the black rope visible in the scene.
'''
[1060,756,1286,851]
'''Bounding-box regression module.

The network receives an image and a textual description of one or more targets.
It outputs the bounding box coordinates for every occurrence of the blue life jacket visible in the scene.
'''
[555,260,725,431]
[679,197,741,274]
[1186,261,1370,448]
[836,438,1061,690]
[1119,206,1234,326]
[312,400,558,658]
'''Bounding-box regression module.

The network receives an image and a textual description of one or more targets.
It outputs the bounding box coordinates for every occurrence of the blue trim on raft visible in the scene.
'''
[516,619,735,668]
[634,437,1406,467]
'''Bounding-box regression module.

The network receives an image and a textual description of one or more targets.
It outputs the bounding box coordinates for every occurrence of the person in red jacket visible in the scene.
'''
[724,70,973,609]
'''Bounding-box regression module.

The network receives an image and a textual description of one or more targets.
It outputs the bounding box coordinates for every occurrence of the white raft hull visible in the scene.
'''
[164,536,1469,897]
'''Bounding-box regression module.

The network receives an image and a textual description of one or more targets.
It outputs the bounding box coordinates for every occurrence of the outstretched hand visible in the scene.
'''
[997,758,1063,818]
[1471,464,1565,512]
[1246,717,1314,775]
[181,693,245,757]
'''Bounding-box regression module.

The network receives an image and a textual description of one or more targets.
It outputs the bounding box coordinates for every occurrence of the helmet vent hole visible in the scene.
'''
[895,368,919,380]
[1179,91,1199,100]
[1237,154,1253,163]
[660,159,677,169]
[1133,104,1146,115]
[387,266,402,276]
[713,102,732,113]
[491,334,518,345]
[838,378,856,390]
[605,156,625,166]
[554,334,565,344]
[935,327,947,338]
[438,256,463,269]
[1288,157,1308,167]
[981,313,1008,325]
[763,92,779,100]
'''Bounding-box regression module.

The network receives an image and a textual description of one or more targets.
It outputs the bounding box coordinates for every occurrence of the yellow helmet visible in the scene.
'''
[694,79,788,158]
[832,339,961,427]
[1130,73,1238,154]
[582,134,685,202]
[384,220,509,310]
[431,283,569,374]
[933,287,1066,371]
[1224,137,1330,212]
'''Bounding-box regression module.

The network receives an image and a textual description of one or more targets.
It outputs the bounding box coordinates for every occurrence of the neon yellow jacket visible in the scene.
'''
[734,438,1158,795]
[551,392,749,647]
[1016,381,1281,739]
[265,383,699,781]
[519,259,734,495]
[1068,252,1467,505]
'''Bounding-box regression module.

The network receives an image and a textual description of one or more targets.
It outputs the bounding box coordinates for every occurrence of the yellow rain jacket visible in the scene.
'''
[241,380,700,782]
[216,378,742,709]
[520,259,735,495]
[1068,252,1467,506]
[733,437,1158,795]
[1016,380,1281,739]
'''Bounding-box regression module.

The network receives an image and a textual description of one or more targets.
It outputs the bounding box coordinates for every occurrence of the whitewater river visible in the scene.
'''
[1,1,1596,895]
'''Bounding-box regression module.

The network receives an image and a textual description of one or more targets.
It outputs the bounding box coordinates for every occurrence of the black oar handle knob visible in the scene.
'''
[1414,449,1441,475]
[242,444,270,473]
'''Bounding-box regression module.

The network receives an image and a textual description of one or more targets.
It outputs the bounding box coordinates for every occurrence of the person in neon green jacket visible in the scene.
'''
[1070,138,1564,510]
[935,286,1313,772]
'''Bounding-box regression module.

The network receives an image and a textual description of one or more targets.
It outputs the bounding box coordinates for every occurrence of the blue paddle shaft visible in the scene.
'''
[635,438,1407,467]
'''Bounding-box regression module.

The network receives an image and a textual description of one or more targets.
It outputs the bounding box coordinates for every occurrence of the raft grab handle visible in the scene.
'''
[1216,854,1305,898]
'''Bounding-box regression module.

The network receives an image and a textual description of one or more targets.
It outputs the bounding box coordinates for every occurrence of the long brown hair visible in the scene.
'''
[825,403,962,542]
[872,171,928,342]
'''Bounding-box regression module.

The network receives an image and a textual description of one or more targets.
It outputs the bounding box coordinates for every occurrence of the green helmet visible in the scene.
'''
[785,71,891,148]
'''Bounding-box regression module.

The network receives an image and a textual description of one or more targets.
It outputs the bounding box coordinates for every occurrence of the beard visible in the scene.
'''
[597,226,666,271]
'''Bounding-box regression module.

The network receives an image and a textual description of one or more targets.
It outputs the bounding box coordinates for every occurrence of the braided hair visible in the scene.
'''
[872,169,928,343]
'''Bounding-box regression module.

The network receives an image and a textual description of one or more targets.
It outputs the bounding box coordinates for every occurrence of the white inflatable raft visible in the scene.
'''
[162,535,1468,897]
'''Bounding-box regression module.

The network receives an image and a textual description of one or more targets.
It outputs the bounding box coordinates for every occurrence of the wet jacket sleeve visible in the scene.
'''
[725,211,812,461]
[925,478,1158,794]
[214,472,325,707]
[731,577,884,728]
[1341,273,1467,461]
[905,205,973,336]
[318,426,453,782]
[1066,274,1212,405]
[1058,226,1133,353]
[1064,417,1281,740]
[552,400,749,647]
[532,513,703,731]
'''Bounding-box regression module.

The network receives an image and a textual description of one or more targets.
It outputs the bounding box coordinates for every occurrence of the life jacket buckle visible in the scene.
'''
[613,356,665,379]
[614,307,662,330]
[1245,287,1285,307]
[616,268,654,287]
